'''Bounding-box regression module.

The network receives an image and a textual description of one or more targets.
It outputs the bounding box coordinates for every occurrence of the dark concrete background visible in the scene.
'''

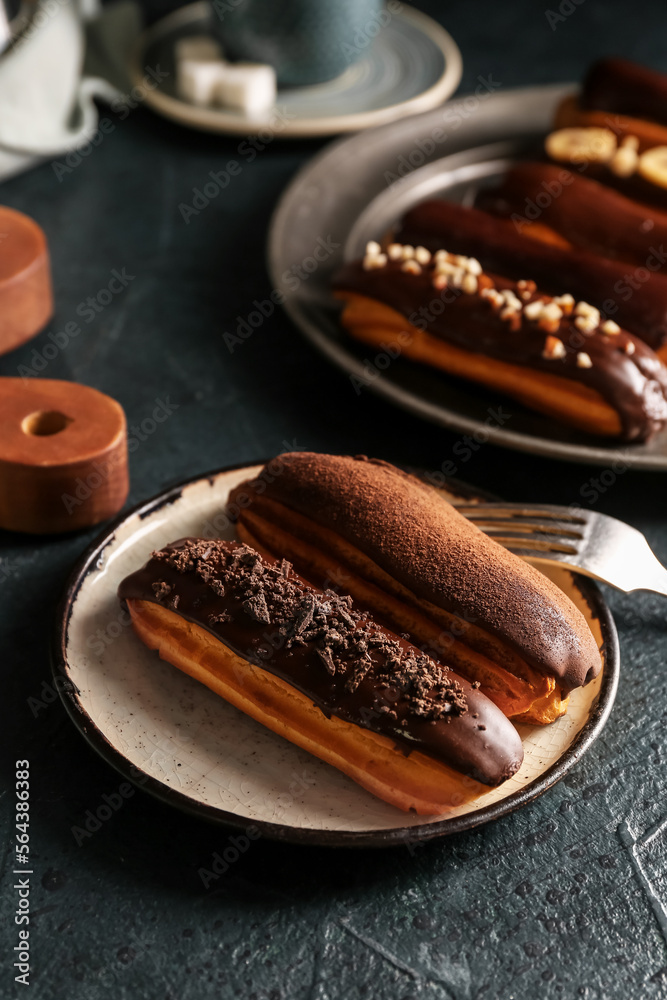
[2,1,667,997]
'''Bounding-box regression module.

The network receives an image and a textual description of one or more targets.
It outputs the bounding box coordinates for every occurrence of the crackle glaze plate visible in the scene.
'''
[268,84,667,468]
[53,462,619,847]
[130,2,462,138]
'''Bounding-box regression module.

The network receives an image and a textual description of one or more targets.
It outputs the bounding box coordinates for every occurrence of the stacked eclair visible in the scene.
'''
[334,239,667,441]
[333,57,667,440]
[119,453,602,814]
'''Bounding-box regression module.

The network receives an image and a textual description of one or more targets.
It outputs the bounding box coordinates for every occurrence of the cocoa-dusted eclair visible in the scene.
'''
[229,453,603,725]
[332,241,667,442]
[118,538,524,814]
[476,162,667,267]
[396,199,667,354]
[582,58,667,125]
[555,58,667,152]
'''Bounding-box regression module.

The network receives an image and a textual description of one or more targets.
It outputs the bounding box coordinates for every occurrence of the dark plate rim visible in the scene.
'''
[51,460,620,849]
[267,83,667,470]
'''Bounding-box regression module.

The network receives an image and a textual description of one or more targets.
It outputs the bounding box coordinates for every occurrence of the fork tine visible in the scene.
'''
[481,536,579,555]
[470,520,584,539]
[453,503,588,524]
[450,499,667,597]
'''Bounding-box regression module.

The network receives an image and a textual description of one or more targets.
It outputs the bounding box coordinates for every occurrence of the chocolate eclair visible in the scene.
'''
[557,58,667,141]
[229,453,602,725]
[396,199,667,354]
[476,162,667,267]
[119,538,524,814]
[581,58,667,125]
[332,241,667,441]
[544,126,667,214]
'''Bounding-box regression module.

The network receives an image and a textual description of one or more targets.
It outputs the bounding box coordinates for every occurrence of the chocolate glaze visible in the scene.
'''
[118,538,524,786]
[543,157,667,214]
[333,254,667,442]
[230,453,602,692]
[397,199,667,349]
[581,58,667,126]
[476,162,667,266]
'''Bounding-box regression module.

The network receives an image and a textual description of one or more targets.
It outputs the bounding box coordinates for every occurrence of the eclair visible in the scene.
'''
[556,58,667,151]
[229,453,603,725]
[476,162,667,267]
[331,241,667,441]
[396,199,667,354]
[544,127,667,212]
[118,538,524,814]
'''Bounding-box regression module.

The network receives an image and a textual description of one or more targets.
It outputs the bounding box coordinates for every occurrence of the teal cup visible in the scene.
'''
[210,0,384,87]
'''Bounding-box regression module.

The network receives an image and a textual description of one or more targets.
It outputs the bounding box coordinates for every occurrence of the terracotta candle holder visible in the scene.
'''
[0,378,129,534]
[0,206,53,356]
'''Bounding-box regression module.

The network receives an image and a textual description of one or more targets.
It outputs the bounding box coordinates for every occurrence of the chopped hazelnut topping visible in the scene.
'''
[574,315,598,334]
[401,259,421,275]
[461,273,478,295]
[434,259,458,276]
[609,143,639,178]
[466,258,482,276]
[538,306,563,334]
[500,309,522,331]
[625,340,636,355]
[362,253,387,270]
[432,274,448,290]
[523,299,544,320]
[601,319,621,335]
[577,352,593,368]
[573,302,600,333]
[366,240,381,256]
[540,302,563,323]
[552,293,575,314]
[575,301,600,321]
[387,243,403,260]
[481,288,504,310]
[401,245,415,260]
[542,335,566,360]
[517,279,537,302]
[500,289,522,312]
[414,246,431,265]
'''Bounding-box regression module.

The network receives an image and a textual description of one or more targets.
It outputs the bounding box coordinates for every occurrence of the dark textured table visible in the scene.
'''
[2,2,667,997]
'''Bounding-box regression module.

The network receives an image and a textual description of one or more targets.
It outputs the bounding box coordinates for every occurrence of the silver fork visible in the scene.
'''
[452,503,667,597]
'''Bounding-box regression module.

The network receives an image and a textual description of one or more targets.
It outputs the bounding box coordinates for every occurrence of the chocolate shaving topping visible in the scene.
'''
[151,581,172,600]
[243,591,271,625]
[144,539,468,724]
[208,610,233,624]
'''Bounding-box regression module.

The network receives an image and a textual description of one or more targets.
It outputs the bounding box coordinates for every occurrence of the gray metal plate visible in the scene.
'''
[267,84,667,469]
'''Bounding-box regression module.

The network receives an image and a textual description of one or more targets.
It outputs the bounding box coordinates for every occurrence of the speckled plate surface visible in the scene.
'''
[268,84,667,468]
[53,462,619,847]
[130,1,462,137]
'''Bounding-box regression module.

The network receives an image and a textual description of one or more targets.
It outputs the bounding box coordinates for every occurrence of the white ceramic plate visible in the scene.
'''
[267,84,667,468]
[129,2,462,137]
[53,462,619,847]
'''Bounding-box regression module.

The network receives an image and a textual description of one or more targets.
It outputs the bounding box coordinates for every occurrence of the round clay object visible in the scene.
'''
[0,378,129,533]
[0,206,53,356]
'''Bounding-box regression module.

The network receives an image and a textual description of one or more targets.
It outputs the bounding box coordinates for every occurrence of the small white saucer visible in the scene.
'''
[128,1,462,137]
